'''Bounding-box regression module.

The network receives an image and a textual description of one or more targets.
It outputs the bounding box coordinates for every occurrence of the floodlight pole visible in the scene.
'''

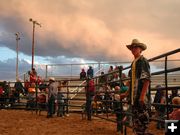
[15,32,20,81]
[29,18,41,70]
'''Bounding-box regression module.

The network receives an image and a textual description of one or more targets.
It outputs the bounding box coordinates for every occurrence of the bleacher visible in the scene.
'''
[151,74,180,87]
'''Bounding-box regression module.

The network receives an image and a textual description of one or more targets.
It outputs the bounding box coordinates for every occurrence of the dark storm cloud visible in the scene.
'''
[1,0,180,60]
[0,58,31,81]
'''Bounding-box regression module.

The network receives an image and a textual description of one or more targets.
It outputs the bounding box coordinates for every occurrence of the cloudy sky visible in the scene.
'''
[0,0,180,81]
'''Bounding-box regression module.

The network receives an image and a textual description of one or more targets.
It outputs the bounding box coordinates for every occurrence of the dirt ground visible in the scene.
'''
[0,110,165,135]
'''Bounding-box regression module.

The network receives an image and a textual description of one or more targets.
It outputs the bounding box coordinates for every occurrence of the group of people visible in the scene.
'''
[94,39,179,134]
[153,86,180,129]
[12,67,67,118]
[83,39,150,134]
[14,68,42,96]
[26,68,44,92]
[80,66,94,80]
[98,65,126,90]
[26,75,68,118]
[47,77,69,118]
[2,38,179,134]
[84,39,151,134]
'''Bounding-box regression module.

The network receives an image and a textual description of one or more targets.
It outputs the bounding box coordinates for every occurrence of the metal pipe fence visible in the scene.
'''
[0,48,179,135]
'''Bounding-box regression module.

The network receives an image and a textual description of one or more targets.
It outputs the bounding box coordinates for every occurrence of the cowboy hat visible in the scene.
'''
[126,39,147,51]
[49,77,55,82]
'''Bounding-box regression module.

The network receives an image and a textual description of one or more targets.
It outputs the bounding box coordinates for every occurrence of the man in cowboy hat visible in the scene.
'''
[126,39,147,51]
[122,39,151,134]
[47,77,58,118]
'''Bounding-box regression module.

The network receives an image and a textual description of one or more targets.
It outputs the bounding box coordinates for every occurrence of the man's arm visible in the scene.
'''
[139,79,150,103]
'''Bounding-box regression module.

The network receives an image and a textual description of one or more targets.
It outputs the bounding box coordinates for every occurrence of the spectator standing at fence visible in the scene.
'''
[108,65,118,89]
[39,79,48,92]
[169,97,180,120]
[29,71,36,83]
[26,83,36,109]
[37,76,42,85]
[86,79,95,120]
[98,72,107,91]
[99,72,107,84]
[14,79,25,102]
[87,66,94,79]
[61,80,69,116]
[153,85,162,109]
[57,82,65,117]
[153,85,166,129]
[32,68,37,76]
[80,68,86,80]
[114,86,124,133]
[29,68,37,84]
[168,88,180,113]
[47,77,57,118]
[113,66,119,80]
[2,81,9,97]
[14,79,25,93]
[108,66,114,82]
[126,39,151,135]
[24,79,30,95]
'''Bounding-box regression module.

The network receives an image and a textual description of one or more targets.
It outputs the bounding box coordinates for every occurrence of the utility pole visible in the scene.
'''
[15,32,20,81]
[29,18,41,70]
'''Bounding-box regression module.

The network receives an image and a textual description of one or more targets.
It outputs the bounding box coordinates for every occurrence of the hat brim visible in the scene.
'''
[49,77,55,82]
[126,43,147,51]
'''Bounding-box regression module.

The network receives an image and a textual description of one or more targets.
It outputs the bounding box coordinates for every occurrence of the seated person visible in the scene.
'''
[28,83,36,93]
[169,97,180,120]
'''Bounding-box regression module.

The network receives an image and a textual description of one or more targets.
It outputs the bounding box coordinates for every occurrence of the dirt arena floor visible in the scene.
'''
[0,110,165,135]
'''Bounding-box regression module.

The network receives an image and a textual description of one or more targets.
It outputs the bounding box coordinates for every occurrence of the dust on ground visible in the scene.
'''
[0,110,164,135]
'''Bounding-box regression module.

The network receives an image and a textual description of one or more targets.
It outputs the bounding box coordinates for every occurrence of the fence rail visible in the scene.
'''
[0,48,179,135]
